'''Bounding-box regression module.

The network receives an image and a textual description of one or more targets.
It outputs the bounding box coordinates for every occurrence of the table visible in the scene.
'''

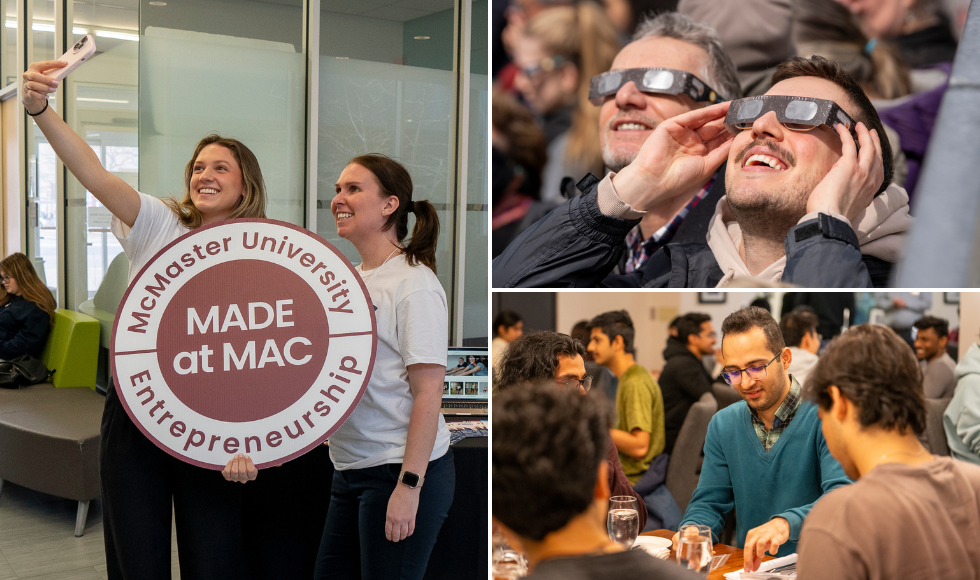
[643,529,774,580]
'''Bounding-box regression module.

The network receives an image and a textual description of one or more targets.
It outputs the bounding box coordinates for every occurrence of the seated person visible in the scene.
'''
[913,315,957,399]
[497,331,648,529]
[798,324,980,579]
[493,55,911,288]
[446,356,469,376]
[660,313,715,455]
[0,253,56,360]
[673,307,850,572]
[458,355,488,376]
[493,382,702,579]
[944,338,980,467]
[779,310,821,385]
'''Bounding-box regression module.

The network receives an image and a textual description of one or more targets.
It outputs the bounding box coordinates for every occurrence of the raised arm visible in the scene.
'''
[23,60,140,227]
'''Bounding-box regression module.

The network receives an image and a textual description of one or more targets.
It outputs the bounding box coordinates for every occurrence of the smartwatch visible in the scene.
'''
[398,470,424,489]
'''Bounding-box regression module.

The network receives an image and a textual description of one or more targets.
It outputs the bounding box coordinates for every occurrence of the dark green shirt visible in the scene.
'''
[615,364,666,483]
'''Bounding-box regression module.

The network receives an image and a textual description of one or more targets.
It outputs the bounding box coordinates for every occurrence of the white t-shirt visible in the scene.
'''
[110,193,189,282]
[328,253,451,470]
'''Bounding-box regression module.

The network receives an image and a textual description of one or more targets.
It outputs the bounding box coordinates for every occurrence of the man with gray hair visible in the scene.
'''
[596,12,741,272]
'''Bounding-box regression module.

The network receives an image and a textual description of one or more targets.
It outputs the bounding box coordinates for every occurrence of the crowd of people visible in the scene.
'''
[491,0,967,287]
[492,298,980,579]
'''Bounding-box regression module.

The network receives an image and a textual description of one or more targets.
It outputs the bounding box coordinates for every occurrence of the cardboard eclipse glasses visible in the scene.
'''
[588,68,723,106]
[724,95,855,135]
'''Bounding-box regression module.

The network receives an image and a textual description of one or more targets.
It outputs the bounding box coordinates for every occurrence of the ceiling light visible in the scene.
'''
[149,1,167,5]
[73,27,88,35]
[32,22,55,33]
[335,56,349,59]
[414,36,430,40]
[4,21,14,29]
[96,30,139,41]
[77,98,130,104]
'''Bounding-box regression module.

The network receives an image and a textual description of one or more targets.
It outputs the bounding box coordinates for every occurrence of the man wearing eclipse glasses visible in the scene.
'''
[493,54,913,288]
[593,12,741,273]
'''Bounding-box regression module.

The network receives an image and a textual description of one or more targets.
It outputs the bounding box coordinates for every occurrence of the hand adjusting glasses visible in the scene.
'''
[724,95,855,135]
[588,68,724,106]
[721,352,780,385]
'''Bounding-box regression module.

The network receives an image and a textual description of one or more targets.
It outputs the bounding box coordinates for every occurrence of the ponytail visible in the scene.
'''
[348,154,440,274]
[403,200,439,273]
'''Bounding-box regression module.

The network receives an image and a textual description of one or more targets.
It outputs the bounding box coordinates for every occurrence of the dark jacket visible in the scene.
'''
[0,295,51,360]
[659,336,713,455]
[491,174,893,288]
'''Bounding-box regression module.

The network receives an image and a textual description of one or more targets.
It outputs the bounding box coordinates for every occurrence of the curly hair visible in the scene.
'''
[804,324,926,436]
[493,382,611,541]
[495,331,587,391]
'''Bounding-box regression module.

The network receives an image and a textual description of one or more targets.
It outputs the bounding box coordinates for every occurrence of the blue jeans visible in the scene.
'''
[314,449,455,580]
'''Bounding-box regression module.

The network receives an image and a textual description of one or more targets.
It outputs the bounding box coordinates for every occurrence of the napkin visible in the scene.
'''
[723,553,797,579]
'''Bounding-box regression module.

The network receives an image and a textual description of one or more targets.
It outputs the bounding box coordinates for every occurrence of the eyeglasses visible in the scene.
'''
[721,352,781,385]
[724,95,856,135]
[556,375,593,392]
[0,275,10,283]
[588,67,724,106]
[518,56,567,80]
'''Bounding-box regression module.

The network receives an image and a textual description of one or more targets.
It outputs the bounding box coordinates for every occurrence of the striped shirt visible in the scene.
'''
[750,376,802,452]
[623,175,715,273]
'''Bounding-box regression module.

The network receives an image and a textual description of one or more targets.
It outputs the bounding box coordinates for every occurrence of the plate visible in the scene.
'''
[634,536,672,550]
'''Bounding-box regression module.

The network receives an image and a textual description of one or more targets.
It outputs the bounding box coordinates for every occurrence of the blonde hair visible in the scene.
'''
[0,253,56,327]
[164,135,268,228]
[524,3,620,175]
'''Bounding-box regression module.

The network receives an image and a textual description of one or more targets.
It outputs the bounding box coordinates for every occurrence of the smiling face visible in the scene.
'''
[722,327,791,415]
[332,163,398,245]
[914,327,945,362]
[0,269,18,296]
[724,77,856,231]
[189,144,245,223]
[598,36,711,172]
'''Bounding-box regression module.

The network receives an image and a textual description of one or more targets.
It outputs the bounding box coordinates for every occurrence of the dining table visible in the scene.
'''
[642,529,775,580]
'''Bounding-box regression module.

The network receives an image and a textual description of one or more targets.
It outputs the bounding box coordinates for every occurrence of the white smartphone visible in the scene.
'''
[49,35,97,81]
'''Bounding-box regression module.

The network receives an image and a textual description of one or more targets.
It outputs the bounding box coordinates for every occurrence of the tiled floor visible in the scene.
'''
[0,481,180,580]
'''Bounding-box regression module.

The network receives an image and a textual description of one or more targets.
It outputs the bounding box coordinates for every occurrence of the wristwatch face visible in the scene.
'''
[401,471,420,487]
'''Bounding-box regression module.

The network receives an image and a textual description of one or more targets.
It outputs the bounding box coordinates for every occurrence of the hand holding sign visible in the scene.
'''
[222,453,258,483]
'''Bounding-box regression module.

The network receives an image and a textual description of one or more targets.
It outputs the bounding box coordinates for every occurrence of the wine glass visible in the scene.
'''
[607,495,640,549]
[676,524,713,576]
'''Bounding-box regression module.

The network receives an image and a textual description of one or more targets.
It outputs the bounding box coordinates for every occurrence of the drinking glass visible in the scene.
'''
[492,550,527,579]
[607,495,640,549]
[676,524,714,576]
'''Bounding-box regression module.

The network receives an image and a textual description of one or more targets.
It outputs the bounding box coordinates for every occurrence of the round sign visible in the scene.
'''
[111,219,377,469]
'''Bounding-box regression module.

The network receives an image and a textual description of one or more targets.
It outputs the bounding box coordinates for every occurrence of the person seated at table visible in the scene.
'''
[497,331,647,530]
[797,324,980,579]
[446,357,469,376]
[493,382,703,579]
[0,253,56,360]
[458,355,488,376]
[672,306,851,572]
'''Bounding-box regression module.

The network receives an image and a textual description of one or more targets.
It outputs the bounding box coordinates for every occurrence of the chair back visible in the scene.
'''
[39,309,100,389]
[712,382,743,410]
[922,397,953,456]
[666,392,718,512]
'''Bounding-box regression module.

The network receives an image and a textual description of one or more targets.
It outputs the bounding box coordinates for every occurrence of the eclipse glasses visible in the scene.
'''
[588,68,724,106]
[724,95,855,135]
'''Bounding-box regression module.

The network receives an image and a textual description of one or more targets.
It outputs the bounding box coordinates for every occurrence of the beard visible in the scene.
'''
[602,147,635,173]
[744,367,789,415]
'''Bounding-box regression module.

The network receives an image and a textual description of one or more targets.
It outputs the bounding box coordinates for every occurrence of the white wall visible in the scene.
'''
[960,293,979,360]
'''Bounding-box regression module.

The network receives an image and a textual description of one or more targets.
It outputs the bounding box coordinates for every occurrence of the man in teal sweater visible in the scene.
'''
[673,307,850,571]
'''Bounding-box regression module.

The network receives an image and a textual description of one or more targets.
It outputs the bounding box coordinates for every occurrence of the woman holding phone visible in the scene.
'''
[314,155,455,579]
[23,59,263,580]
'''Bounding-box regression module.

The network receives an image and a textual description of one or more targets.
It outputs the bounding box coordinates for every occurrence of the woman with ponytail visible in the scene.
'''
[0,253,56,360]
[512,1,620,203]
[314,154,454,580]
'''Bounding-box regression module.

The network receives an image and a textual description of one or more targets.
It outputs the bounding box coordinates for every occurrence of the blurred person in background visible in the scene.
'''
[875,291,931,348]
[572,319,619,404]
[0,253,55,361]
[799,324,980,580]
[835,0,958,69]
[511,1,621,203]
[779,310,822,385]
[660,313,716,456]
[945,334,980,467]
[913,315,956,399]
[781,293,856,344]
[496,331,648,528]
[492,90,553,258]
[678,0,797,96]
[493,310,525,367]
[498,0,574,90]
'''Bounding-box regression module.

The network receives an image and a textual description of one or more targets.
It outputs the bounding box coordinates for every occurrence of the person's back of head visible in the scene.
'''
[495,331,587,390]
[493,382,612,543]
[780,311,820,348]
[805,324,926,437]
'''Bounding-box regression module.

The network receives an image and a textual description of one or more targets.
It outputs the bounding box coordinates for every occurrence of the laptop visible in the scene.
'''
[440,347,489,416]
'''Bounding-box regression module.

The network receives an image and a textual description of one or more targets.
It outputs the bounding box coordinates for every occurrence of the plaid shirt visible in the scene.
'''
[623,175,715,273]
[750,376,803,452]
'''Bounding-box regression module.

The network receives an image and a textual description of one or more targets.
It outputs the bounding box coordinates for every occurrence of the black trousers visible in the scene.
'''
[100,383,246,580]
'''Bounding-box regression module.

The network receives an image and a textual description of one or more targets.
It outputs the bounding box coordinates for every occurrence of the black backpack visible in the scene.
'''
[0,355,52,389]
